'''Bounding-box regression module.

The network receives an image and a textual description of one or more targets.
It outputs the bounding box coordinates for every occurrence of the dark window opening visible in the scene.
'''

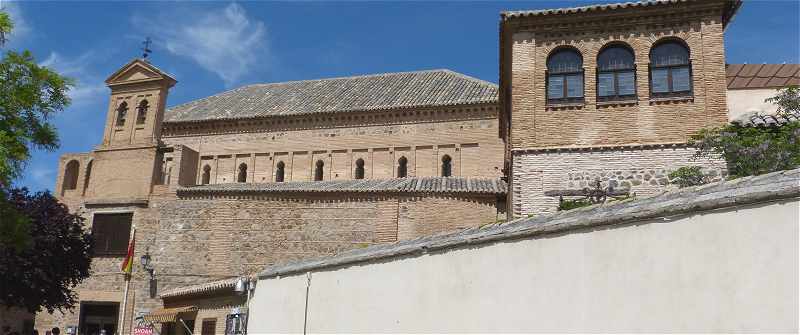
[397,156,408,178]
[547,48,584,104]
[201,319,216,335]
[275,161,285,182]
[136,100,149,125]
[63,160,80,193]
[237,163,247,183]
[441,155,452,177]
[314,160,324,181]
[649,40,692,97]
[92,213,133,256]
[202,165,211,185]
[354,159,365,179]
[116,102,128,127]
[82,160,93,196]
[597,44,637,101]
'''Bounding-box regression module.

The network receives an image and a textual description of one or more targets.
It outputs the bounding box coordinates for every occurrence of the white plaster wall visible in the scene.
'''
[727,88,781,122]
[512,147,726,217]
[249,199,799,333]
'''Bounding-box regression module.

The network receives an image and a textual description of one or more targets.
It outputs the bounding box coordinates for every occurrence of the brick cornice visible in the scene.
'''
[502,1,731,34]
[511,142,691,155]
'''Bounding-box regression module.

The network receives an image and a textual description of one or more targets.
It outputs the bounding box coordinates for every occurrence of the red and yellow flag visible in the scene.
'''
[120,230,135,274]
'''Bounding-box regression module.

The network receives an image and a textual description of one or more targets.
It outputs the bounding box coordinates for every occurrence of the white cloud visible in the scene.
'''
[39,51,106,108]
[134,3,267,86]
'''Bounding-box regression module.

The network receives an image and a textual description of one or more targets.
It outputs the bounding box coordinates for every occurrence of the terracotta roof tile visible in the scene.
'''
[164,70,498,123]
[756,64,782,77]
[178,177,507,196]
[726,64,800,89]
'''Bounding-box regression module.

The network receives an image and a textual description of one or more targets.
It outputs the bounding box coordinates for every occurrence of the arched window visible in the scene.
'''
[237,163,248,183]
[547,48,584,103]
[275,161,285,182]
[441,155,452,177]
[354,159,365,179]
[650,40,692,96]
[397,156,408,178]
[201,165,211,185]
[82,160,93,196]
[62,160,79,193]
[314,160,324,181]
[115,102,128,127]
[597,44,636,101]
[136,100,149,125]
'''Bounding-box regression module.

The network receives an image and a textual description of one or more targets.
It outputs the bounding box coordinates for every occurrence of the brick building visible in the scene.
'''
[38,60,507,335]
[499,0,742,217]
[27,1,798,334]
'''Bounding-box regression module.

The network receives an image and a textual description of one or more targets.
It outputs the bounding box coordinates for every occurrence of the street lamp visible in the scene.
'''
[140,251,156,298]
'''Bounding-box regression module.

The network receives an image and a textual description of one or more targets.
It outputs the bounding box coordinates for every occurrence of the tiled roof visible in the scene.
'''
[726,64,800,89]
[164,70,498,123]
[177,177,507,196]
[734,110,800,128]
[501,0,741,22]
[160,277,239,298]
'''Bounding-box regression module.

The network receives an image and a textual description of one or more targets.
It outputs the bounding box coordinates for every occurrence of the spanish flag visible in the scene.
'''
[120,231,135,274]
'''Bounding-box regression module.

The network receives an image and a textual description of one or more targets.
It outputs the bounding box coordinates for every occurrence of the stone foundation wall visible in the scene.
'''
[511,146,726,217]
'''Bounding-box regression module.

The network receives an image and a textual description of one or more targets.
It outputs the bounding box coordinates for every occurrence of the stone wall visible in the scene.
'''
[37,190,501,335]
[511,146,726,217]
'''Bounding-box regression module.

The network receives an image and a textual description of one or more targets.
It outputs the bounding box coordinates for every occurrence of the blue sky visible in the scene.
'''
[3,0,799,192]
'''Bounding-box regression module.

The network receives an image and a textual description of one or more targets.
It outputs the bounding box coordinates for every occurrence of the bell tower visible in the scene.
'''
[81,59,177,200]
[101,58,176,148]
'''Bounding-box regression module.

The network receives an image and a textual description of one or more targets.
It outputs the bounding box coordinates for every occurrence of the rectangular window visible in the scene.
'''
[651,68,669,93]
[671,66,691,92]
[547,75,564,99]
[617,71,636,96]
[202,320,217,335]
[565,74,583,98]
[92,213,133,256]
[597,73,615,97]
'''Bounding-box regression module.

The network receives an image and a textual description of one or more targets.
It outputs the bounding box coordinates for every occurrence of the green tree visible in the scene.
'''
[0,188,93,313]
[0,10,73,249]
[691,86,800,178]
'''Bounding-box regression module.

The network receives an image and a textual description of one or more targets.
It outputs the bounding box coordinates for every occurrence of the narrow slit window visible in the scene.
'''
[314,160,324,181]
[237,163,248,183]
[116,102,128,127]
[397,156,408,178]
[136,100,149,125]
[275,161,285,182]
[355,159,365,179]
[441,155,452,177]
[201,165,211,185]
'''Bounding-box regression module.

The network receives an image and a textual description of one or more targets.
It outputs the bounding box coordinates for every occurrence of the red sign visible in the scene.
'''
[133,327,153,335]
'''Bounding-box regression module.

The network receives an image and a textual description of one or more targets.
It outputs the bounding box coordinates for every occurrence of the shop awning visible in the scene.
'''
[141,306,198,323]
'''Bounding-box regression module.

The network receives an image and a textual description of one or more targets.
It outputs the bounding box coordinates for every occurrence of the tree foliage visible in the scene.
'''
[0,9,73,249]
[691,86,800,178]
[668,166,708,188]
[0,188,93,313]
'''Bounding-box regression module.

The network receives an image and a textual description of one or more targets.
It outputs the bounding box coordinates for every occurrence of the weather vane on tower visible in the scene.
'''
[141,37,153,60]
